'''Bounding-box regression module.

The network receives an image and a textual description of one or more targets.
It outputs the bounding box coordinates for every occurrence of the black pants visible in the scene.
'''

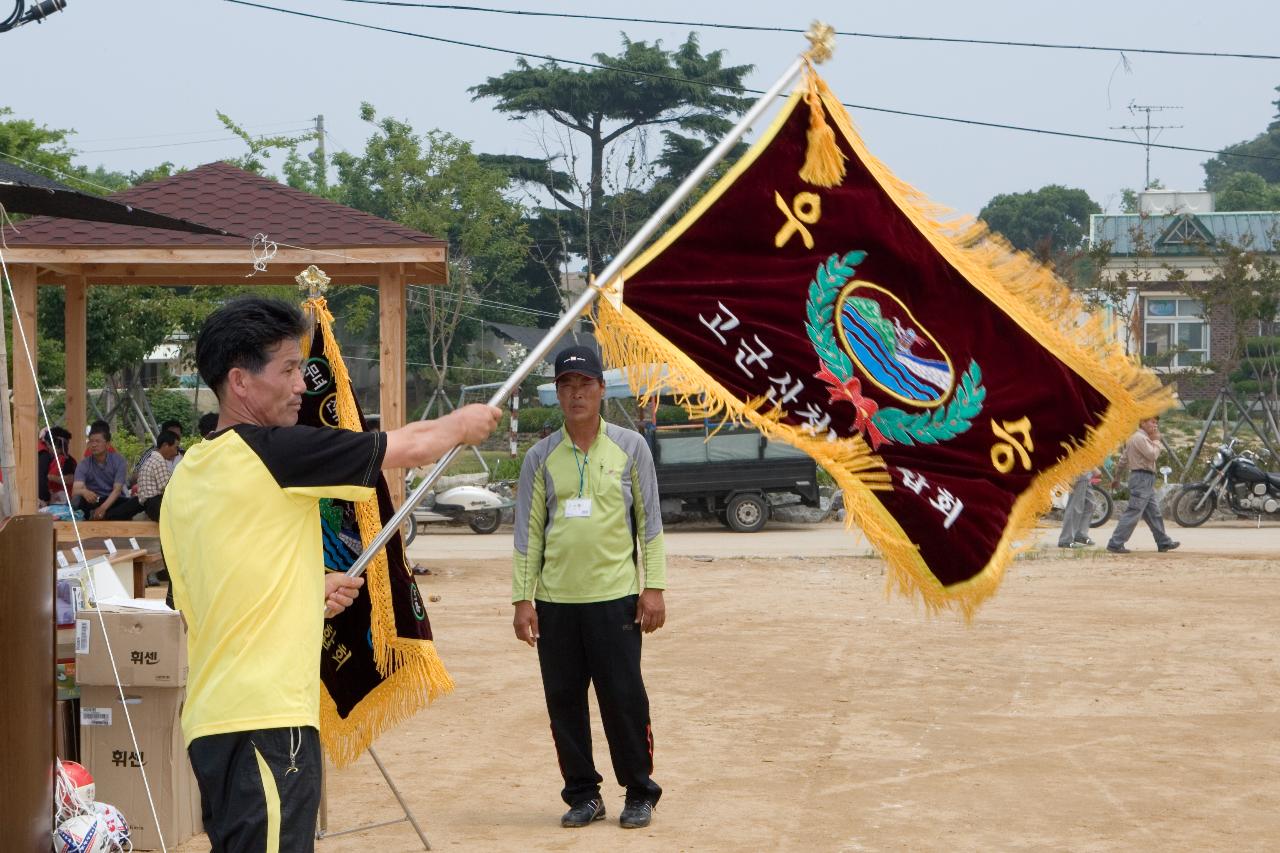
[74,495,142,520]
[188,726,322,853]
[536,595,661,807]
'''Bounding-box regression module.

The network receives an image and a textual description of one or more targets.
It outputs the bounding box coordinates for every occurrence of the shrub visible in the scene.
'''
[517,405,563,434]
[147,388,197,436]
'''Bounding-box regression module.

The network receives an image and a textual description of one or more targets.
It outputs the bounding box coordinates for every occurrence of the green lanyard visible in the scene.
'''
[571,445,589,498]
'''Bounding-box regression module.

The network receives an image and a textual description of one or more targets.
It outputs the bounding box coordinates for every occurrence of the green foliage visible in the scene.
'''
[516,405,564,434]
[491,456,523,480]
[655,404,688,425]
[0,106,77,179]
[215,111,312,176]
[1203,85,1280,189]
[978,185,1102,260]
[1214,171,1280,212]
[147,388,197,436]
[110,430,149,470]
[471,32,753,277]
[331,108,534,390]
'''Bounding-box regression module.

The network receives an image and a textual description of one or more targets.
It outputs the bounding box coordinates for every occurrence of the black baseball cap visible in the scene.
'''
[553,345,604,381]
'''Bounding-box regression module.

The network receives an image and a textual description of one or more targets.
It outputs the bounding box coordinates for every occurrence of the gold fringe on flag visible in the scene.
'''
[303,296,454,765]
[594,73,1172,619]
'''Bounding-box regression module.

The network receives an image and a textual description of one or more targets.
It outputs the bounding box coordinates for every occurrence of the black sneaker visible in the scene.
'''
[1058,542,1085,549]
[561,798,605,828]
[1158,541,1181,553]
[1074,537,1095,546]
[619,798,654,829]
[1106,545,1131,554]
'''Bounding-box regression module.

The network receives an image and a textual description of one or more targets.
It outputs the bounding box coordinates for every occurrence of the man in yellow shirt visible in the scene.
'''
[162,298,499,852]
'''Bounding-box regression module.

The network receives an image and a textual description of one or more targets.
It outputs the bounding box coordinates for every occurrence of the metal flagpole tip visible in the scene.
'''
[296,264,331,298]
[805,21,836,64]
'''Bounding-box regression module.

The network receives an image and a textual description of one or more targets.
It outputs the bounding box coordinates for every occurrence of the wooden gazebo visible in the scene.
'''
[4,162,446,524]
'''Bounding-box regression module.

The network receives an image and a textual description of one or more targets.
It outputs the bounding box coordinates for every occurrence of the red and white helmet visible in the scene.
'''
[52,813,109,853]
[56,760,96,819]
[91,802,131,850]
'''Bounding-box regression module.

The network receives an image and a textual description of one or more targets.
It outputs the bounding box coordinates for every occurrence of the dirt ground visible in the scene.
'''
[173,522,1280,852]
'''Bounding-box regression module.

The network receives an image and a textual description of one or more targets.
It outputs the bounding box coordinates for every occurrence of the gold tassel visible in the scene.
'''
[798,61,847,188]
[302,296,455,767]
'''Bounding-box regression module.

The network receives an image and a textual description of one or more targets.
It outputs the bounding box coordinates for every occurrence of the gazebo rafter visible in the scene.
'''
[4,161,445,527]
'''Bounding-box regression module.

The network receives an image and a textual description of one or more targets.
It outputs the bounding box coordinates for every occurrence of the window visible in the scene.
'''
[1144,297,1208,368]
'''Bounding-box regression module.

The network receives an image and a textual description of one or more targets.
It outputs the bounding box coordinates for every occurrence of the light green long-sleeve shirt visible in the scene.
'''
[512,418,666,603]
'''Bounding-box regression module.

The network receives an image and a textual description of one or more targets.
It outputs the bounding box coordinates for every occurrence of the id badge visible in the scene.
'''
[564,498,593,518]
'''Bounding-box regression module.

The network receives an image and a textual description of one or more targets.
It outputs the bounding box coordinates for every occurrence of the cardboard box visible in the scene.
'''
[79,685,201,850]
[75,605,187,687]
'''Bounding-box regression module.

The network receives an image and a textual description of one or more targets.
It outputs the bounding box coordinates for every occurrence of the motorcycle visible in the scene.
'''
[1048,470,1114,528]
[1172,437,1280,527]
[400,478,516,545]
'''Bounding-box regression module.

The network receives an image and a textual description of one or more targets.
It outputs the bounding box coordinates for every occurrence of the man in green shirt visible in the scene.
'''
[512,345,667,830]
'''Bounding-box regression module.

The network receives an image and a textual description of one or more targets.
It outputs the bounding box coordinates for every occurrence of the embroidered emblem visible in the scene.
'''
[805,251,986,447]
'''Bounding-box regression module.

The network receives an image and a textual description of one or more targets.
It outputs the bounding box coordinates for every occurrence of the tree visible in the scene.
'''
[1215,171,1280,212]
[1203,85,1280,189]
[471,33,753,276]
[331,105,532,397]
[978,185,1101,262]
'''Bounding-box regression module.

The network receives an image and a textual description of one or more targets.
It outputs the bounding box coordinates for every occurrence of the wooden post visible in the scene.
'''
[0,514,55,851]
[64,275,88,458]
[379,263,406,505]
[9,265,39,515]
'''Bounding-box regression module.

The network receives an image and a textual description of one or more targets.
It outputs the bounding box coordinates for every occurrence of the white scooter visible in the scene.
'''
[401,478,515,544]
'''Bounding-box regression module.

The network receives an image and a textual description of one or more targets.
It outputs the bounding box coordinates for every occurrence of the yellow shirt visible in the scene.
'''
[160,424,383,744]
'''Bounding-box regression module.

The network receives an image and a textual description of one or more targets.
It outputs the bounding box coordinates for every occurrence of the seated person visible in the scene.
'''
[197,411,219,439]
[130,419,185,491]
[136,430,180,521]
[46,427,77,505]
[72,426,142,521]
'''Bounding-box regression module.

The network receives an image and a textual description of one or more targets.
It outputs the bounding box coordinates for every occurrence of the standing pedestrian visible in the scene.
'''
[161,297,499,851]
[1057,471,1097,548]
[512,345,667,830]
[1107,417,1179,554]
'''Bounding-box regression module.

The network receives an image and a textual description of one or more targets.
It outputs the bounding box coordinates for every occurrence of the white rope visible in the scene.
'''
[246,232,279,276]
[0,247,169,853]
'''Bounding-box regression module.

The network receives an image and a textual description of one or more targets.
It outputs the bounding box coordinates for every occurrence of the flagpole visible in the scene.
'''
[343,52,814,582]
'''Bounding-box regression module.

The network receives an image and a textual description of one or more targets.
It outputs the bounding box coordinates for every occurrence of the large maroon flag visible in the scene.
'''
[596,72,1169,616]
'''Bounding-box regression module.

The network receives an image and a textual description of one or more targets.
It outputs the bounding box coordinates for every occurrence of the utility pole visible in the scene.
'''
[314,114,327,191]
[1111,102,1182,190]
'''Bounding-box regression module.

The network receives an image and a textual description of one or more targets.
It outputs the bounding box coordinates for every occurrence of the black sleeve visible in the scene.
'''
[235,424,386,490]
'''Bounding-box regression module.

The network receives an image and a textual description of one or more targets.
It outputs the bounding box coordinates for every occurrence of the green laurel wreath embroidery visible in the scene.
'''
[872,360,986,446]
[804,251,986,446]
[804,250,867,384]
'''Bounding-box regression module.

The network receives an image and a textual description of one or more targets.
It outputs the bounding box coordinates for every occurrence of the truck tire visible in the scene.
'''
[725,493,769,533]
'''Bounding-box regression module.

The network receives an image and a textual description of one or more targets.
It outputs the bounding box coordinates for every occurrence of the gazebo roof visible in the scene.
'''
[4,161,440,249]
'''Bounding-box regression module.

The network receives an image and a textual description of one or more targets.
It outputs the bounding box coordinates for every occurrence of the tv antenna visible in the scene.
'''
[1111,102,1183,190]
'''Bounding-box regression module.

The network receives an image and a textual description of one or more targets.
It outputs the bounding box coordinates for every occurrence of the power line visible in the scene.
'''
[0,150,119,194]
[71,120,317,145]
[78,128,314,155]
[334,0,1280,61]
[222,0,1280,166]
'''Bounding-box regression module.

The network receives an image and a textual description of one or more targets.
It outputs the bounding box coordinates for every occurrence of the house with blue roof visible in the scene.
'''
[1089,190,1280,400]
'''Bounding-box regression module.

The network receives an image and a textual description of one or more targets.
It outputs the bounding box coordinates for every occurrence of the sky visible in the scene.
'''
[2,0,1278,217]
